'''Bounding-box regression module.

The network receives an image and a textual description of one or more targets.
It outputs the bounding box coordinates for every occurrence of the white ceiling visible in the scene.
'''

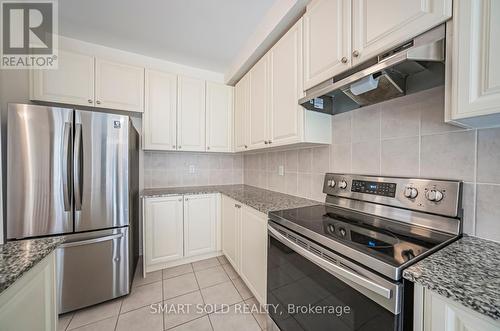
[59,0,276,73]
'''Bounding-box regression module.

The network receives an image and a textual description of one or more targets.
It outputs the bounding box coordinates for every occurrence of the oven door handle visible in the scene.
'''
[268,225,392,299]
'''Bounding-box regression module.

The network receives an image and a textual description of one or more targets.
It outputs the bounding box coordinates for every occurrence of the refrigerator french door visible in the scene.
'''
[6,104,133,313]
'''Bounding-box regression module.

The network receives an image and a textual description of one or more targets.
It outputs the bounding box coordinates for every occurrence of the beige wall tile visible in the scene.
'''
[298,148,312,173]
[332,144,351,173]
[461,183,476,235]
[285,150,299,172]
[381,137,419,177]
[297,173,312,198]
[476,184,500,242]
[312,146,330,173]
[352,141,380,175]
[352,106,380,143]
[477,127,500,184]
[421,130,476,181]
[332,111,351,145]
[285,172,298,196]
[380,96,420,139]
[420,87,464,136]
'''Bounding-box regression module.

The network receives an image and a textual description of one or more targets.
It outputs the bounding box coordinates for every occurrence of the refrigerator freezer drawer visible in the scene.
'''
[56,227,130,313]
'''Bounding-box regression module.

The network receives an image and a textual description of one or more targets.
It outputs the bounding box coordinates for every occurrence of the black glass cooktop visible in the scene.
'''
[269,204,455,268]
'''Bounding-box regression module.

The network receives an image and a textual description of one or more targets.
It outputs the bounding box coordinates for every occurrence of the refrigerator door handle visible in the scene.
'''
[62,122,72,212]
[60,233,123,248]
[74,123,83,211]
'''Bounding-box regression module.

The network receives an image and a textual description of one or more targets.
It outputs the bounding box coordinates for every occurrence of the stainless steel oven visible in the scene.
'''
[266,173,462,331]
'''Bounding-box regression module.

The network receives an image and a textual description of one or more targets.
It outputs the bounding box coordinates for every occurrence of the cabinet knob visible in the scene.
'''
[172,145,176,149]
[207,146,210,150]
[352,50,360,57]
[268,140,272,144]
[178,198,182,202]
[341,57,348,64]
[235,204,241,209]
[96,100,101,105]
[87,99,93,104]
[244,145,248,149]
[264,141,268,144]
[178,146,182,149]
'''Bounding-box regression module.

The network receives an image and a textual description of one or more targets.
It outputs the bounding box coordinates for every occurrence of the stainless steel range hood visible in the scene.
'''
[300,25,446,115]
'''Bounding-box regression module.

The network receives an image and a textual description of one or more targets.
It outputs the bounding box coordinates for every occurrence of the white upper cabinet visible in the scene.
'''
[234,76,250,152]
[177,76,206,152]
[143,196,184,268]
[30,50,94,107]
[143,69,178,150]
[183,194,218,257]
[249,56,270,149]
[206,82,234,152]
[269,19,304,145]
[445,0,500,128]
[95,58,145,112]
[303,0,351,90]
[352,0,452,65]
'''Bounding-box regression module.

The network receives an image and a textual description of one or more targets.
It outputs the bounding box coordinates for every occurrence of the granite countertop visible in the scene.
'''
[142,184,320,214]
[0,237,63,294]
[403,235,500,321]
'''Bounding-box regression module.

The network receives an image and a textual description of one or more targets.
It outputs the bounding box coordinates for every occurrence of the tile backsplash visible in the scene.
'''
[243,86,500,243]
[144,152,243,188]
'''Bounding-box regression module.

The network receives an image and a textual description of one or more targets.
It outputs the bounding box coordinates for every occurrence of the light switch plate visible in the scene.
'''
[278,165,284,176]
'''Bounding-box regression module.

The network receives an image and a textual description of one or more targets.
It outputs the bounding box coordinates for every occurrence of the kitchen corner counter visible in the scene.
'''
[403,235,500,320]
[141,184,320,215]
[0,237,63,294]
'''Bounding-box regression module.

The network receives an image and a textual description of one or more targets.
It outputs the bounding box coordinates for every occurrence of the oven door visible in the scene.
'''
[267,222,403,331]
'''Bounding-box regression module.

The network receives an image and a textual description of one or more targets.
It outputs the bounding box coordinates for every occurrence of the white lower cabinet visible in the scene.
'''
[221,195,267,305]
[415,284,500,331]
[143,194,220,272]
[144,196,184,268]
[183,194,218,257]
[240,205,268,305]
[221,195,242,271]
[0,252,57,331]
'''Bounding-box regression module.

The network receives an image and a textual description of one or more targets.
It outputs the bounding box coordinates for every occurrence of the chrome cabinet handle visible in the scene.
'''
[96,100,101,105]
[264,141,268,144]
[268,225,392,299]
[352,50,360,57]
[234,204,241,209]
[87,99,93,104]
[62,122,72,212]
[268,140,272,144]
[244,145,248,149]
[341,57,348,64]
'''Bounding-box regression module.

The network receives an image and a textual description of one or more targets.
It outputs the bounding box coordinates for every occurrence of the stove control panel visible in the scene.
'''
[351,180,397,197]
[323,173,462,218]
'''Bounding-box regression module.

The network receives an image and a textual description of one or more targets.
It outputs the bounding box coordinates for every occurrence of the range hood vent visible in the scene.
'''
[300,25,446,116]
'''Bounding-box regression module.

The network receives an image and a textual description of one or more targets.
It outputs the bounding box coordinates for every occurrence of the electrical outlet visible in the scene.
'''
[278,165,284,176]
[189,165,196,174]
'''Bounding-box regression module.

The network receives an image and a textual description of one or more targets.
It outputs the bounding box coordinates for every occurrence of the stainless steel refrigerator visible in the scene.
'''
[5,103,139,313]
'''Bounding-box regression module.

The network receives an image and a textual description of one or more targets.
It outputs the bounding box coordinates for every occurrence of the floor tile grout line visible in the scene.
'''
[64,313,75,331]
[114,299,124,331]
[164,314,210,331]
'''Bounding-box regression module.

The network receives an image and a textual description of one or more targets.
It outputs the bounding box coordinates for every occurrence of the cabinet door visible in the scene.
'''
[446,0,500,127]
[303,0,351,90]
[144,196,184,267]
[206,82,233,152]
[269,19,304,146]
[143,69,177,150]
[177,76,206,151]
[183,194,217,257]
[352,0,452,66]
[234,75,249,152]
[423,287,500,331]
[221,195,241,271]
[30,50,94,107]
[249,56,269,149]
[240,206,267,304]
[95,58,145,112]
[0,253,56,331]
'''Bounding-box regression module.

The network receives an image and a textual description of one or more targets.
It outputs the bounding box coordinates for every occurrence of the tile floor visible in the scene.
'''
[58,256,267,331]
